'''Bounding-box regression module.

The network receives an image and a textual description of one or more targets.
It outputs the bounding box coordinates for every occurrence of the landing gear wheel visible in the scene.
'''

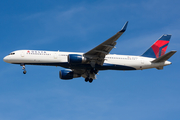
[23,70,27,74]
[89,78,93,83]
[85,78,89,82]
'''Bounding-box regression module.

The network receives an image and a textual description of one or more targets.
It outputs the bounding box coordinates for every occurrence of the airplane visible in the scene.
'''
[3,21,177,83]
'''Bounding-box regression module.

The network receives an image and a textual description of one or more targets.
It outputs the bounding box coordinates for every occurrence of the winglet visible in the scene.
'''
[120,21,128,32]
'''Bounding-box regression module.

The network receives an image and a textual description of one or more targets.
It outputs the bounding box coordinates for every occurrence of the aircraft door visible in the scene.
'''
[54,53,57,59]
[21,51,25,57]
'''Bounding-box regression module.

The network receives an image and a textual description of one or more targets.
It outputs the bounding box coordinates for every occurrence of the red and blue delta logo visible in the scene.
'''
[151,40,169,58]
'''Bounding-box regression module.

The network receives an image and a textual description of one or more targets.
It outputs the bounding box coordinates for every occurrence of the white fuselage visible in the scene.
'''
[3,50,171,70]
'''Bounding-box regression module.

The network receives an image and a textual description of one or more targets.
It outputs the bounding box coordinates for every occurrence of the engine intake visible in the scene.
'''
[59,69,80,80]
[68,54,87,64]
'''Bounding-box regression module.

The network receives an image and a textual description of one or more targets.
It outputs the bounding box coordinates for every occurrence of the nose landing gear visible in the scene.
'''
[21,64,27,74]
[23,70,27,74]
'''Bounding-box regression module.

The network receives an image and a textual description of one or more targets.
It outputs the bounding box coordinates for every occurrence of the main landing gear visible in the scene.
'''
[84,68,98,83]
[85,77,93,83]
[90,68,98,74]
[21,64,27,74]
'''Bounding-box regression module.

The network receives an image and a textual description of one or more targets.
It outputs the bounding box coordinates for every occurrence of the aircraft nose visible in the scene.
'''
[3,56,9,63]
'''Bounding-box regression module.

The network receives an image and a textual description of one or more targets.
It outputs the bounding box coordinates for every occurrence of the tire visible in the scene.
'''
[89,78,93,83]
[85,78,89,82]
[23,70,27,74]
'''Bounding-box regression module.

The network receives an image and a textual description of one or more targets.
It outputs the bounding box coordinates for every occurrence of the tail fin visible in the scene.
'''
[141,34,171,58]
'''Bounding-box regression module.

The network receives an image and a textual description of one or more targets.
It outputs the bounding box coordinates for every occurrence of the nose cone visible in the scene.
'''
[3,56,7,62]
[3,56,10,63]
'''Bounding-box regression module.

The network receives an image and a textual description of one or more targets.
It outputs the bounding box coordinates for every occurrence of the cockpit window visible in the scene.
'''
[9,53,15,55]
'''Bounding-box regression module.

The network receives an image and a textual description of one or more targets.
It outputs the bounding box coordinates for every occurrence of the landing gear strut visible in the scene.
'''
[90,68,98,74]
[21,64,27,74]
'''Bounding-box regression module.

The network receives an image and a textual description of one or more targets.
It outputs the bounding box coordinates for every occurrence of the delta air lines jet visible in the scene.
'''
[3,22,176,83]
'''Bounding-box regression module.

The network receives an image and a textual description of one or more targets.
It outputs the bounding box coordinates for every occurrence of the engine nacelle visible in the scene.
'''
[68,54,87,64]
[59,69,80,80]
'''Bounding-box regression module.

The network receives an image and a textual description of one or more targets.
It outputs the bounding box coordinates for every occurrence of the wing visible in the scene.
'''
[84,21,128,66]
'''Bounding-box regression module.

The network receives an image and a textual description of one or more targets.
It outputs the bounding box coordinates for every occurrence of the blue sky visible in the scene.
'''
[1,0,180,120]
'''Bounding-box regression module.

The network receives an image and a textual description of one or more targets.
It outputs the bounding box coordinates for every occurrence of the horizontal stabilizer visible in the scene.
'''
[152,51,177,63]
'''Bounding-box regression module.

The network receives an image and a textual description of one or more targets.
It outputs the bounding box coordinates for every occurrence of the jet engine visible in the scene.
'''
[68,54,87,64]
[59,69,80,80]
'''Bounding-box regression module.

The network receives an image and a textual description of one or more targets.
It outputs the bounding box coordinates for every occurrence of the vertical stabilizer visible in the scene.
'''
[141,34,171,58]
